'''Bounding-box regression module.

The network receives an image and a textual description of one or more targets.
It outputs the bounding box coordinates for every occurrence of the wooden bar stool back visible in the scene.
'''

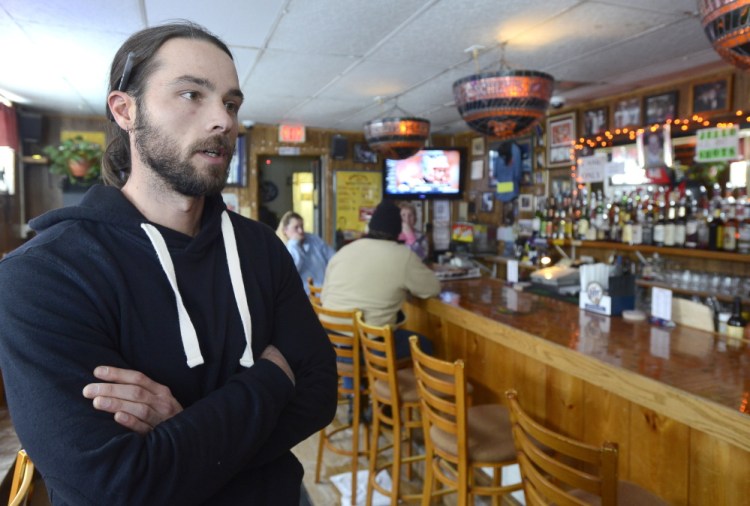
[505,390,668,506]
[8,449,34,506]
[409,336,520,506]
[356,311,423,506]
[310,301,368,504]
[307,276,322,303]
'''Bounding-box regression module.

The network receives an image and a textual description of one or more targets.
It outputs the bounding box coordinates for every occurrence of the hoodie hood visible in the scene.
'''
[30,185,254,368]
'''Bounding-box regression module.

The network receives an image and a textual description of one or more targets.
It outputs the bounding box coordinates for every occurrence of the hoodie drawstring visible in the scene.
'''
[221,212,254,366]
[140,211,253,368]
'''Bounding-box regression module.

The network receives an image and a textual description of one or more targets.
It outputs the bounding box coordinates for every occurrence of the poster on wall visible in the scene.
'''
[334,170,382,236]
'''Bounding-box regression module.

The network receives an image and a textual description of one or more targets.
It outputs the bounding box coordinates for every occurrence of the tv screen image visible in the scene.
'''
[382,147,466,200]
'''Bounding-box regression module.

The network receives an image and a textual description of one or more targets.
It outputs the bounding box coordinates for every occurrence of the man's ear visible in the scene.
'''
[108,91,135,131]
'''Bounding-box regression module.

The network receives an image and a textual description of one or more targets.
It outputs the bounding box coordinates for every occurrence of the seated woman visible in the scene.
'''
[276,211,335,295]
[399,202,428,261]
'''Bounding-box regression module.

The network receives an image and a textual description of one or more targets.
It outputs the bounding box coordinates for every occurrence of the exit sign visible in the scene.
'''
[279,124,306,143]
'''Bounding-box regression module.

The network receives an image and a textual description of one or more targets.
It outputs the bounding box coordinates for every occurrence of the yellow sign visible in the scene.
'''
[61,130,106,148]
[496,181,514,193]
[335,171,382,233]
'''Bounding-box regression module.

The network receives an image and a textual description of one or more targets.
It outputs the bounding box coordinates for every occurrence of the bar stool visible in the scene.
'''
[307,276,322,303]
[356,311,423,506]
[409,336,521,506]
[310,301,368,505]
[8,449,34,506]
[505,389,669,506]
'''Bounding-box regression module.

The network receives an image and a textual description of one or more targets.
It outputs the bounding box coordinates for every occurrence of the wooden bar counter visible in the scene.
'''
[403,278,749,505]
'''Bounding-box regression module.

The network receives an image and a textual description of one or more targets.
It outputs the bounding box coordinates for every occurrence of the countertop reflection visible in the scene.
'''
[433,278,749,415]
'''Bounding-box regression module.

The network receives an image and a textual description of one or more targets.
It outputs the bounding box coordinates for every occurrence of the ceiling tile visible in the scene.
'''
[268,0,428,56]
[144,0,286,47]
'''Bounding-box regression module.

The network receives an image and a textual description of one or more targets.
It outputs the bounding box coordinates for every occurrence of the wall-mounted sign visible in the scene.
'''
[576,154,607,183]
[695,126,739,162]
[334,171,381,234]
[61,130,105,146]
[278,146,301,156]
[278,124,306,143]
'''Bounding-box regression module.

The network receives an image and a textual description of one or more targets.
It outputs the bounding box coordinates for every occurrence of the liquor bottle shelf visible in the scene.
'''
[554,239,750,264]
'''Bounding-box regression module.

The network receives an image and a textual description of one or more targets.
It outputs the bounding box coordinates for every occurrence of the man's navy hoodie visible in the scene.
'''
[0,185,338,505]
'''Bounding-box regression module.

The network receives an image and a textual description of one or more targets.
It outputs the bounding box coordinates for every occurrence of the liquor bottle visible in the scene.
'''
[594,192,606,241]
[586,198,598,241]
[663,200,676,247]
[641,200,654,246]
[577,196,590,240]
[708,205,724,251]
[697,194,710,249]
[533,204,543,237]
[684,195,699,249]
[723,202,738,252]
[539,199,548,239]
[557,206,567,240]
[610,201,621,243]
[653,203,666,247]
[726,296,746,340]
[738,203,750,254]
[630,199,642,246]
[545,196,556,239]
[565,197,574,239]
[621,207,633,245]
[674,199,686,248]
[600,196,612,241]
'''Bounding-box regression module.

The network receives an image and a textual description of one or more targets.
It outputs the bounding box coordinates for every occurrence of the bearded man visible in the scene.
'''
[0,21,336,505]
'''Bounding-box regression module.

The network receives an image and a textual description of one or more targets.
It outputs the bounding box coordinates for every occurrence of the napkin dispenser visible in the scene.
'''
[579,264,635,316]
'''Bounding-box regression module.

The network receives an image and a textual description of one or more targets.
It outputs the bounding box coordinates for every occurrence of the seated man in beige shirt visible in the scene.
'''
[322,200,440,358]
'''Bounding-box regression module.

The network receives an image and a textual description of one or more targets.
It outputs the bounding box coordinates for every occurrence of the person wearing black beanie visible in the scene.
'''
[366,201,403,241]
[322,200,440,361]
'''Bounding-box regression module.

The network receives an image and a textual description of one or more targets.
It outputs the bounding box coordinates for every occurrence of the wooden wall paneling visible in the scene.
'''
[734,70,750,110]
[582,385,632,478]
[441,320,469,363]
[509,349,548,421]
[463,329,506,405]
[689,428,750,506]
[545,367,584,438]
[628,404,690,504]
[405,294,750,503]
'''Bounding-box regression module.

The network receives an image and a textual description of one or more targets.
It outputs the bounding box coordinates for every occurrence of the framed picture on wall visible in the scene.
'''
[480,192,494,212]
[471,137,485,156]
[644,91,678,125]
[353,143,378,163]
[613,97,640,129]
[519,194,534,212]
[582,106,608,137]
[691,76,732,115]
[546,112,576,168]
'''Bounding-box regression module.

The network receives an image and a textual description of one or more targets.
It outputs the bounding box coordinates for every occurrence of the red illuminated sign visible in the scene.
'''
[278,124,306,143]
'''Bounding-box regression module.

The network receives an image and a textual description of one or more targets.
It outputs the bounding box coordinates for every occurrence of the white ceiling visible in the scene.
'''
[0,0,726,135]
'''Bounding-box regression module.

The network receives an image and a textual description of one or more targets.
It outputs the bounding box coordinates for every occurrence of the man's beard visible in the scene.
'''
[133,106,234,197]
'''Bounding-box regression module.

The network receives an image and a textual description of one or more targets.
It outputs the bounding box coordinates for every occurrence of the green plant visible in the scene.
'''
[43,136,103,183]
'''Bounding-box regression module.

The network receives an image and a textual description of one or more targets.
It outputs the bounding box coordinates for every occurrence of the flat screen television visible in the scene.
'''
[382,147,466,200]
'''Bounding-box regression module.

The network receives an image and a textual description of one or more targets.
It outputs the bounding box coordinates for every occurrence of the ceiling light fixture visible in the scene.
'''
[699,0,750,70]
[363,100,430,160]
[453,45,554,139]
